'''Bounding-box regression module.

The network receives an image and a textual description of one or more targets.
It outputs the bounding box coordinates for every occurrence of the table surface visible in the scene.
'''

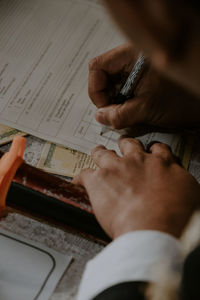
[0,136,104,300]
[1,134,200,299]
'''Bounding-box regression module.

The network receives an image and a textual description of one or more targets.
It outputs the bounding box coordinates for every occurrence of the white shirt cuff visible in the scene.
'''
[77,230,183,300]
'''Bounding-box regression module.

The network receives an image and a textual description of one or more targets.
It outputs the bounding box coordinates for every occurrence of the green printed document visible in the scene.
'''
[0,228,72,300]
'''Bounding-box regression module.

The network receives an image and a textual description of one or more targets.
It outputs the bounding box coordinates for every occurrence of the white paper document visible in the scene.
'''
[0,0,126,154]
[0,228,72,300]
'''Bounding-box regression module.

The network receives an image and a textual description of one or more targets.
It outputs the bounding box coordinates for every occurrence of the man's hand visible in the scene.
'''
[89,43,200,130]
[73,138,200,239]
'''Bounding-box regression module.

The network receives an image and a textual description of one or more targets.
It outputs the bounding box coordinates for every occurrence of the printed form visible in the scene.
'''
[0,0,125,154]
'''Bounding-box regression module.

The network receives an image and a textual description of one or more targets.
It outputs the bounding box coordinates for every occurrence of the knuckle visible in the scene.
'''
[93,150,101,161]
[150,143,160,152]
[120,157,136,173]
[162,153,173,162]
[121,138,144,154]
[132,138,142,146]
[150,142,170,152]
[123,151,143,164]
[92,145,105,156]
[89,56,101,71]
[110,106,124,129]
[153,153,172,166]
[133,150,144,161]
[120,138,133,148]
[152,143,173,161]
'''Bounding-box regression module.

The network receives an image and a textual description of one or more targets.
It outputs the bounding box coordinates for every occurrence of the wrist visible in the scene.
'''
[111,217,183,240]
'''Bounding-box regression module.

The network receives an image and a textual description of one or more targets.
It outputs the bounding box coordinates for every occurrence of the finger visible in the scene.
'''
[89,69,110,108]
[95,96,146,128]
[89,44,136,74]
[118,137,145,157]
[148,142,174,162]
[89,44,137,108]
[72,168,95,188]
[91,145,120,168]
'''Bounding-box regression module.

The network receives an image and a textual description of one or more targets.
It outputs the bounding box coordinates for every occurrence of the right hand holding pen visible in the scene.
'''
[89,43,200,130]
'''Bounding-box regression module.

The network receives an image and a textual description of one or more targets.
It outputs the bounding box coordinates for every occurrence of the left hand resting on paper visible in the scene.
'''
[73,137,200,239]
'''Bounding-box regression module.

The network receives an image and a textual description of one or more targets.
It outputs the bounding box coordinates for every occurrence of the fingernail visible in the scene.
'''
[96,109,110,125]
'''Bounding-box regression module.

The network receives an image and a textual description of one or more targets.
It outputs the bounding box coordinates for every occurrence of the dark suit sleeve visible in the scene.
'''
[77,232,182,300]
[93,281,147,300]
[93,245,200,300]
[180,245,200,300]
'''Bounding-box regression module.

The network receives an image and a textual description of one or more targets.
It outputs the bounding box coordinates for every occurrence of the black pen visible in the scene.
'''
[100,53,147,135]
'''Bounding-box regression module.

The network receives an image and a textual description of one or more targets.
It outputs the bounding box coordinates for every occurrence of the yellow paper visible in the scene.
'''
[0,124,26,146]
[37,133,193,178]
[37,142,97,178]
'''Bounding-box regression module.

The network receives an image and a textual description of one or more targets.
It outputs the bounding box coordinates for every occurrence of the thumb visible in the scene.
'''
[95,97,146,129]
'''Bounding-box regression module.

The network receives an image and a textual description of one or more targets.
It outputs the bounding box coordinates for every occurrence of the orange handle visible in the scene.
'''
[0,136,26,213]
